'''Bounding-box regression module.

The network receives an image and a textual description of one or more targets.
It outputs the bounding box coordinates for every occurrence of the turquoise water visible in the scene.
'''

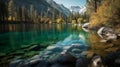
[0,24,89,53]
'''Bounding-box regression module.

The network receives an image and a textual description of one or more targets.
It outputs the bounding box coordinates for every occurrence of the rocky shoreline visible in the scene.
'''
[1,25,120,67]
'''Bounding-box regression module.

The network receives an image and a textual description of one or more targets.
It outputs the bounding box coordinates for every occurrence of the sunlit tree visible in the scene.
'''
[8,0,15,21]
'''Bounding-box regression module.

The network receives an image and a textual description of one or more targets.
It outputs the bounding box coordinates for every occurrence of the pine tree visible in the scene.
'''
[8,0,15,21]
[52,8,56,22]
[33,10,38,23]
[46,7,50,18]
[22,6,26,21]
[29,4,34,21]
[0,0,8,21]
[17,6,22,21]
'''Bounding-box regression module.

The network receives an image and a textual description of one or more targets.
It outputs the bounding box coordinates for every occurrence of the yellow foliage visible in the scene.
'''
[72,20,76,24]
[56,18,64,23]
[8,16,15,21]
[89,0,120,28]
[77,18,83,23]
[83,19,87,23]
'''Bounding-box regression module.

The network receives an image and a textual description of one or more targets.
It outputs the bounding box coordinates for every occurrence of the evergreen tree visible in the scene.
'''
[17,6,22,21]
[22,6,28,21]
[29,4,34,21]
[52,8,56,22]
[46,7,50,18]
[8,0,15,21]
[0,0,8,21]
[86,0,102,16]
[33,10,38,23]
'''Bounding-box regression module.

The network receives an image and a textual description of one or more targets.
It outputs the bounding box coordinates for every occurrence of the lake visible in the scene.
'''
[0,23,89,54]
[0,23,120,67]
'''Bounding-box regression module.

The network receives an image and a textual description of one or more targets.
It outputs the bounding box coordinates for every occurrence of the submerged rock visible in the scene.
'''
[67,44,86,52]
[72,48,82,53]
[46,46,63,52]
[27,45,44,51]
[0,53,6,58]
[9,59,23,67]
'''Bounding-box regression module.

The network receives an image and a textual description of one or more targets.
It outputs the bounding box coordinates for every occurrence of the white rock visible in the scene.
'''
[97,27,105,38]
[31,55,40,60]
[92,56,103,67]
[60,50,67,55]
[107,34,117,40]
[63,46,71,50]
[82,23,89,28]
[100,39,107,43]
[46,46,56,50]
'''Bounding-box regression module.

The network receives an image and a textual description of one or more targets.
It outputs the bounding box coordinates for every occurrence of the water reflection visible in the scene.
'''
[56,33,89,46]
[0,24,89,53]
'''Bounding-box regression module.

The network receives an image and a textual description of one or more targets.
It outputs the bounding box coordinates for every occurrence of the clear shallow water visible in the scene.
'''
[0,24,89,53]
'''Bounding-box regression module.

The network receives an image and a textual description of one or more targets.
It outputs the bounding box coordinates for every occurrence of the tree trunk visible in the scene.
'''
[94,0,97,12]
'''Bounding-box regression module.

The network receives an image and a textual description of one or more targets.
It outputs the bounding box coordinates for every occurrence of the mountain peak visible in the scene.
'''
[46,0,70,16]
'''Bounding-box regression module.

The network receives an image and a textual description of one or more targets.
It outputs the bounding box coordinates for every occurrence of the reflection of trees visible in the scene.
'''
[56,24,62,31]
[89,32,120,56]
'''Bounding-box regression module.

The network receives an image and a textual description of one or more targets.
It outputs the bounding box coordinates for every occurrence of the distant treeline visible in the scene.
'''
[0,0,89,24]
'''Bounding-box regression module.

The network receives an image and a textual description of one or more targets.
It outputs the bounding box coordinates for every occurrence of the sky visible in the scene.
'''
[53,0,86,9]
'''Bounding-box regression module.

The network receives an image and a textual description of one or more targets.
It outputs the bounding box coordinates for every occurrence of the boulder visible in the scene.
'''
[82,23,90,32]
[63,46,71,50]
[82,23,89,28]
[9,59,23,67]
[67,44,86,52]
[97,27,105,38]
[51,53,77,64]
[50,53,76,67]
[72,48,82,53]
[0,53,6,58]
[35,60,49,67]
[27,45,42,51]
[44,51,53,55]
[91,55,103,67]
[97,27,117,41]
[46,46,63,52]
[30,55,40,60]
[76,56,88,67]
[51,63,75,67]
[28,59,41,66]
[86,51,96,59]
[80,51,88,56]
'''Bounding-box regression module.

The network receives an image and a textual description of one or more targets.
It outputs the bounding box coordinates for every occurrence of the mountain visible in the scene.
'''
[70,6,86,14]
[70,6,80,14]
[5,0,70,17]
[79,6,86,14]
[46,0,70,16]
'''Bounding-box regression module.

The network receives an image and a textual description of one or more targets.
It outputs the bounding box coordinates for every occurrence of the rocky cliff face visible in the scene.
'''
[5,0,70,17]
